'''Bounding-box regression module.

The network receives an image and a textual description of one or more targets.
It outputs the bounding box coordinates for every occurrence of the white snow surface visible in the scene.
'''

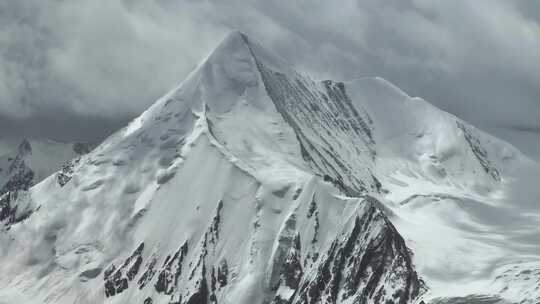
[0,31,539,304]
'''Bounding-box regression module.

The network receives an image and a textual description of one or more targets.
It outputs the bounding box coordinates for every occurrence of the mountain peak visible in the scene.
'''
[0,33,534,304]
[204,31,253,68]
[220,30,250,48]
[16,139,32,155]
[204,31,290,75]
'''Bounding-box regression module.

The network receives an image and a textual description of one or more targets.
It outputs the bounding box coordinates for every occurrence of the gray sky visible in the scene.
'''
[1,0,540,159]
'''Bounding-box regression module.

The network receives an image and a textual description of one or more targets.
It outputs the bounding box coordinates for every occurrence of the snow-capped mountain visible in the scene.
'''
[0,32,538,304]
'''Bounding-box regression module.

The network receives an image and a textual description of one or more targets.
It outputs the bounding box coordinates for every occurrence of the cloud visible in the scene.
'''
[0,0,225,117]
[1,0,540,158]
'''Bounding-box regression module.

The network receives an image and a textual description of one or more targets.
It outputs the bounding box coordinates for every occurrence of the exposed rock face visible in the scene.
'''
[456,122,501,181]
[104,243,145,297]
[1,140,34,195]
[154,242,189,294]
[56,157,81,187]
[272,233,303,304]
[0,141,35,228]
[101,195,422,304]
[0,191,33,228]
[295,201,421,304]
[249,41,377,195]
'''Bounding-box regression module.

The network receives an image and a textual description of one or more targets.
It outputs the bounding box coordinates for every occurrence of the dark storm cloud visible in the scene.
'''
[1,0,540,158]
[0,0,228,140]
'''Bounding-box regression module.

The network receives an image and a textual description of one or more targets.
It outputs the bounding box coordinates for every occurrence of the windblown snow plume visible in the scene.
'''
[0,32,538,304]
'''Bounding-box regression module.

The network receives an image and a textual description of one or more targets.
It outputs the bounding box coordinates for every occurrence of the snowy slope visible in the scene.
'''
[346,77,517,190]
[340,78,540,303]
[0,31,537,304]
[339,79,540,303]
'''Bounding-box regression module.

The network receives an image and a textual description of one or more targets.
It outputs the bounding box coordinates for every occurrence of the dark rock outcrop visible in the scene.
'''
[155,242,189,295]
[456,122,500,181]
[104,243,145,297]
[57,157,81,187]
[293,200,423,304]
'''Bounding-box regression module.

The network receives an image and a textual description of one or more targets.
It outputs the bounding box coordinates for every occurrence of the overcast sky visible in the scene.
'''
[1,0,540,159]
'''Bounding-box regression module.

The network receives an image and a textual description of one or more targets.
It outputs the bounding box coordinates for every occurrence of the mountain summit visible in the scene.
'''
[0,32,537,304]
